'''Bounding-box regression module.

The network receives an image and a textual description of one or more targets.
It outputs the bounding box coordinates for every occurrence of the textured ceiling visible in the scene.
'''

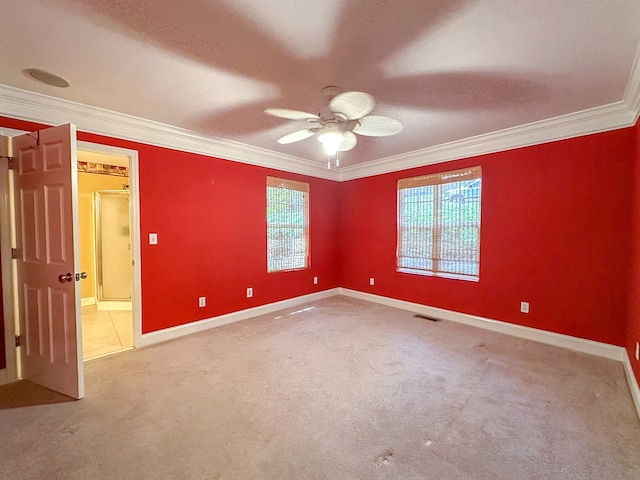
[1,0,640,170]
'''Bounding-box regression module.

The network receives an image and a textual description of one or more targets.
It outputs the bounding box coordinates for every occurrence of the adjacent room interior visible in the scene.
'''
[77,150,133,360]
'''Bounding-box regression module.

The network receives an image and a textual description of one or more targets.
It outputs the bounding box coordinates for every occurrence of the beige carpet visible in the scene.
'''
[1,296,639,479]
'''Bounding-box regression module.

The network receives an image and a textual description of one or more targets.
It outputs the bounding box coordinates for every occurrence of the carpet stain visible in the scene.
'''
[376,448,395,466]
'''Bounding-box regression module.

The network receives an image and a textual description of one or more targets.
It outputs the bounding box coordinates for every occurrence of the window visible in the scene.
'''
[267,176,309,272]
[397,166,482,281]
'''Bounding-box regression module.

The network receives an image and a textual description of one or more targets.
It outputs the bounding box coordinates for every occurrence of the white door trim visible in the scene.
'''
[77,141,142,350]
[0,146,17,384]
[1,129,26,385]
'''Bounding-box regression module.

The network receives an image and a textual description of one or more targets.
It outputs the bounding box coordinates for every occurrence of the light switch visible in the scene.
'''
[149,233,158,245]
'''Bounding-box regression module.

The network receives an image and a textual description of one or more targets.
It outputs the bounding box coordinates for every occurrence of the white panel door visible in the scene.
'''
[13,124,84,399]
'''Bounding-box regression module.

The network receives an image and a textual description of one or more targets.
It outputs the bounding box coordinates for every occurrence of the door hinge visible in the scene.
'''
[15,335,21,347]
[10,248,18,259]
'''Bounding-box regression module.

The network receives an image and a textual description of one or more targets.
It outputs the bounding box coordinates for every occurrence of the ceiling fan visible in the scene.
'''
[265,86,403,158]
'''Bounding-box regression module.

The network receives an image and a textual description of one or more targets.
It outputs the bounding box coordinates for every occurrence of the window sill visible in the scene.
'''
[397,268,479,282]
[267,267,309,273]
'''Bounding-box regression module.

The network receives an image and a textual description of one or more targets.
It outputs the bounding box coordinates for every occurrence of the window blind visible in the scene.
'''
[397,166,481,281]
[267,176,309,272]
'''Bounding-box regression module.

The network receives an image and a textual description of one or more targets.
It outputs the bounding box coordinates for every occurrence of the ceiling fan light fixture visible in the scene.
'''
[265,88,402,161]
[317,123,344,156]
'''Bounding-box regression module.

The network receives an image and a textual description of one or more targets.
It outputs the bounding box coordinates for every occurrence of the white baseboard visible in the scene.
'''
[97,301,132,311]
[139,288,340,348]
[0,363,17,388]
[81,297,96,307]
[0,367,11,386]
[338,288,625,361]
[623,350,640,420]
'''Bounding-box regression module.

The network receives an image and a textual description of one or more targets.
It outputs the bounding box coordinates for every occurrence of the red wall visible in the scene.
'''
[628,120,640,384]
[0,114,637,358]
[134,143,340,333]
[339,128,636,346]
[0,117,340,334]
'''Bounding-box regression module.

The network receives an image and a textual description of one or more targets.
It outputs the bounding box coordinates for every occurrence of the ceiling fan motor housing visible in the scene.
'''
[318,106,346,123]
[265,89,403,154]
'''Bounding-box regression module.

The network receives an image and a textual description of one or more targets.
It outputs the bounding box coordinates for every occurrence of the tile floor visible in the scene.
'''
[81,305,133,360]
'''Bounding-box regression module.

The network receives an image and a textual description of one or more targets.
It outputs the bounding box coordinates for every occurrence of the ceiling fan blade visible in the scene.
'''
[329,91,375,120]
[277,129,317,144]
[337,131,357,152]
[353,115,403,137]
[265,108,319,121]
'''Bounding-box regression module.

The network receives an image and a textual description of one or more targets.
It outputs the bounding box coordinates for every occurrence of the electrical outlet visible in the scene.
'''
[520,301,529,314]
[149,233,158,245]
[369,277,375,286]
[636,342,639,361]
[246,287,253,298]
[313,276,318,285]
[198,296,206,308]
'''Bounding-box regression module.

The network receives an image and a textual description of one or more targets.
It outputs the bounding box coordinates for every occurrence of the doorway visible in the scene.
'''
[77,151,134,360]
[0,130,142,388]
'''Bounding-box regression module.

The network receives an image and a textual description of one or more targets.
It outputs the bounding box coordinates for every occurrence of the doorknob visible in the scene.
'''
[75,272,88,281]
[58,273,73,283]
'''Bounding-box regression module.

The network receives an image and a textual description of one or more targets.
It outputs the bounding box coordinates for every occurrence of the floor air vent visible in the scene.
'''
[414,314,441,322]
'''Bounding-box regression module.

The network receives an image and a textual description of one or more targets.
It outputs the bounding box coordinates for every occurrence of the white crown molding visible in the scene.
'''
[338,101,635,181]
[338,44,640,181]
[0,84,340,181]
